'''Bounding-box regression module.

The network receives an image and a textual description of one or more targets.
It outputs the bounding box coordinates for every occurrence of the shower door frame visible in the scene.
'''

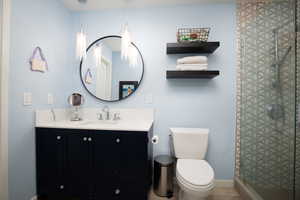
[0,0,10,199]
[293,1,298,200]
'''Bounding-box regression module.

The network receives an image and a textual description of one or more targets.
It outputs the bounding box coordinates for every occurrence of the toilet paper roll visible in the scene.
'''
[151,135,159,144]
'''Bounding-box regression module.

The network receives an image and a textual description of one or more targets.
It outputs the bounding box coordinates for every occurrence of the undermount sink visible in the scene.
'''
[73,120,118,126]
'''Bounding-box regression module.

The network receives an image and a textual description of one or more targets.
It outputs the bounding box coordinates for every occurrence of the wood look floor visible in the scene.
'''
[149,186,243,200]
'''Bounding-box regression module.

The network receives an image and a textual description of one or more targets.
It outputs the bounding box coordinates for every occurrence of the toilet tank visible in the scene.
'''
[170,128,209,160]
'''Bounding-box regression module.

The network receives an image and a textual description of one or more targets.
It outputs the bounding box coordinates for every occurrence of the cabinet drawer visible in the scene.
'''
[94,179,147,200]
[94,178,120,200]
[118,180,147,200]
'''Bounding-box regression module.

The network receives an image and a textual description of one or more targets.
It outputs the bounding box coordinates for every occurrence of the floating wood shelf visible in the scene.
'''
[166,70,220,79]
[166,42,220,54]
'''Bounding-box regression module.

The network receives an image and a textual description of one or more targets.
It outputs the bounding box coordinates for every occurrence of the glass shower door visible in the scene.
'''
[239,0,296,199]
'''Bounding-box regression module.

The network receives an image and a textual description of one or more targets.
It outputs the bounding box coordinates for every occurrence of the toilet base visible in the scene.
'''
[176,177,214,200]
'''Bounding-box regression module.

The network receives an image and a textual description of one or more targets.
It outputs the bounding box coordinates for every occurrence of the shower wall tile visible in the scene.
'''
[235,1,242,178]
[295,0,300,199]
[296,0,300,197]
[296,30,300,199]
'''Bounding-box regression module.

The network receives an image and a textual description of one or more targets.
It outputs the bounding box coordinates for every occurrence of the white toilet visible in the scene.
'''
[170,128,215,200]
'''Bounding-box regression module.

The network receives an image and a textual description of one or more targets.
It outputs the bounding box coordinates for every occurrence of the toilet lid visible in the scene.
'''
[177,159,214,186]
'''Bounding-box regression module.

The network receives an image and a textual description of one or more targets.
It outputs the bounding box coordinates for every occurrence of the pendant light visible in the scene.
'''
[76,28,87,61]
[121,23,138,67]
[121,23,132,61]
[120,0,137,66]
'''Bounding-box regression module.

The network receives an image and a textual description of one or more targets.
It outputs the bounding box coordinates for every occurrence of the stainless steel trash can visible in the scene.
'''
[153,155,174,198]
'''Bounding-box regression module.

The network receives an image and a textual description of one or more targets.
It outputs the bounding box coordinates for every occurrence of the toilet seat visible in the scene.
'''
[176,159,214,191]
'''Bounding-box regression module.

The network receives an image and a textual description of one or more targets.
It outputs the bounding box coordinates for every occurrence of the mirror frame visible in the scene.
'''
[79,35,145,102]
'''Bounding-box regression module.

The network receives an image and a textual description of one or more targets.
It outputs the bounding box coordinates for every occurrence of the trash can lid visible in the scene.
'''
[155,155,174,166]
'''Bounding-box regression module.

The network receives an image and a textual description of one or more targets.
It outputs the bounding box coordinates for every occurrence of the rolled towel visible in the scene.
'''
[177,56,208,65]
[176,64,208,71]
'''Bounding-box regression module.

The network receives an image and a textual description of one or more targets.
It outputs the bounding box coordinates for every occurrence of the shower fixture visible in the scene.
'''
[271,45,291,88]
[266,104,285,120]
[271,21,293,89]
[267,22,293,121]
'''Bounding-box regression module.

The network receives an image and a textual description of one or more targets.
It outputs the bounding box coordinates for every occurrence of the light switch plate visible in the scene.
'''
[48,93,54,105]
[23,93,32,106]
[145,94,153,104]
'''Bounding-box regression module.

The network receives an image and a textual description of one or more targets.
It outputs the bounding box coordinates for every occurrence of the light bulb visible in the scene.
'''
[76,29,87,60]
[121,24,131,61]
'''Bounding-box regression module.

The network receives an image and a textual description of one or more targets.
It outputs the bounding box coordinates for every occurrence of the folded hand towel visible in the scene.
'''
[176,64,208,71]
[177,56,208,65]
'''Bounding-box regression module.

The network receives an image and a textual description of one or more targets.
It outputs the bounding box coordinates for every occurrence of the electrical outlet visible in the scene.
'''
[48,93,54,105]
[23,93,32,106]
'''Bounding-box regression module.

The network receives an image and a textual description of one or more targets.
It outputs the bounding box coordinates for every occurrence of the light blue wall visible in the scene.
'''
[8,2,236,200]
[9,0,74,199]
[72,3,237,180]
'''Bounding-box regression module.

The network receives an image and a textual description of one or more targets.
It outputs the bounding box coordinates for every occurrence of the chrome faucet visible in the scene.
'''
[102,105,110,120]
[113,112,121,121]
[51,109,56,122]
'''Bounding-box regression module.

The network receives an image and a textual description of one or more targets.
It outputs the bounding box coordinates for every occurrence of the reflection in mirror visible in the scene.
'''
[80,36,144,102]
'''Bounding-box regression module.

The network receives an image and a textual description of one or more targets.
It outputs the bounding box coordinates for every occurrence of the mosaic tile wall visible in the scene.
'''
[296,1,300,198]
[236,0,296,199]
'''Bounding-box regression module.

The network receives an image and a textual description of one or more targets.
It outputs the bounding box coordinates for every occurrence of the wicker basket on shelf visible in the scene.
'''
[177,28,210,43]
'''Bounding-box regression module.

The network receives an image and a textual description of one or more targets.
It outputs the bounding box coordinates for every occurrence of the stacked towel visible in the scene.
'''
[176,56,208,71]
[177,56,208,65]
[176,64,208,71]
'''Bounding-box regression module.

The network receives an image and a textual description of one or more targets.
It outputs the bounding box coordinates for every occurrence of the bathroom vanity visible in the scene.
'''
[35,108,154,200]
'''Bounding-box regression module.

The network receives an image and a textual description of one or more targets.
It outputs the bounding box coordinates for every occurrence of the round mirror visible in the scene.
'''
[80,35,144,102]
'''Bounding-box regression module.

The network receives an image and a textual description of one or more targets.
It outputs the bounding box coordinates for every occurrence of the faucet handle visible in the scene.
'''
[102,105,109,112]
[97,113,103,120]
[113,112,121,121]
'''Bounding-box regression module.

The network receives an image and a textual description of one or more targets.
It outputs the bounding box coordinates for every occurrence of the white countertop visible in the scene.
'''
[36,120,154,132]
[35,108,155,132]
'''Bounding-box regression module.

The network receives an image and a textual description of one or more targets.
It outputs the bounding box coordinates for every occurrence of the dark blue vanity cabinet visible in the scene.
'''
[35,128,153,200]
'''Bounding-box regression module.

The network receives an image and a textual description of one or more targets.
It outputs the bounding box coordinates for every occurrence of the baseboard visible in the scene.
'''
[234,177,264,200]
[214,179,234,188]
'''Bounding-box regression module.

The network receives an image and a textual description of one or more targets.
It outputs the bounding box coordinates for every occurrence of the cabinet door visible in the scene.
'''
[93,131,149,200]
[120,132,148,180]
[93,132,122,200]
[119,132,148,200]
[36,128,68,199]
[67,132,93,200]
[93,132,122,178]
